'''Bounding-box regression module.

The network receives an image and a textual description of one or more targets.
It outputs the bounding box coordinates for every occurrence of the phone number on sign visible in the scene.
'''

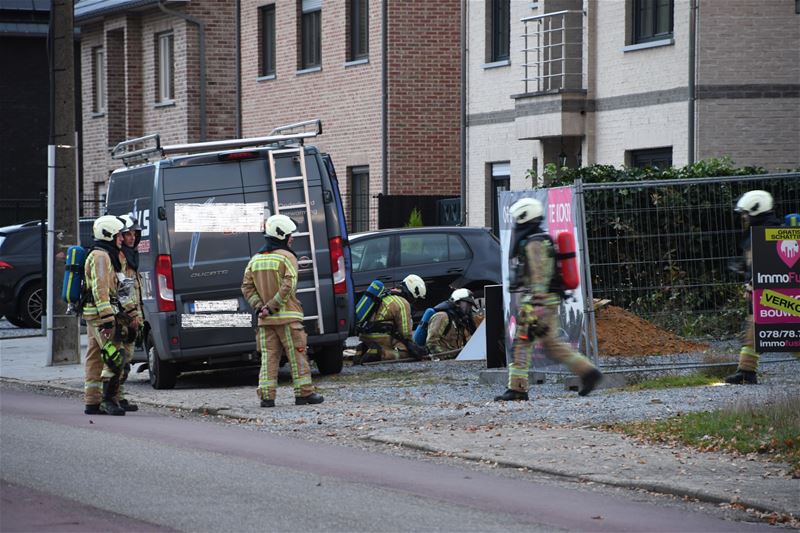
[758,330,798,339]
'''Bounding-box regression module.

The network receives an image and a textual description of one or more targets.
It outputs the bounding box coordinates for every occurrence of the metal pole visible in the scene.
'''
[48,0,80,365]
[688,0,697,165]
[575,179,599,364]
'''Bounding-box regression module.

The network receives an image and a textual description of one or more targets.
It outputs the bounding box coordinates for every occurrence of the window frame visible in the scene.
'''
[349,0,368,61]
[299,1,322,70]
[633,0,673,44]
[490,162,511,237]
[92,46,106,114]
[350,165,369,233]
[156,31,175,104]
[259,4,277,77]
[629,147,673,169]
[489,0,510,62]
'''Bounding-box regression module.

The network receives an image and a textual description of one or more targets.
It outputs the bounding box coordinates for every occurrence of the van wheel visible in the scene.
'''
[18,283,43,328]
[148,344,178,390]
[314,344,343,375]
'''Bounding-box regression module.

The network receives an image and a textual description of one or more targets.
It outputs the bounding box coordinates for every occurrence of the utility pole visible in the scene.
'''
[47,0,80,365]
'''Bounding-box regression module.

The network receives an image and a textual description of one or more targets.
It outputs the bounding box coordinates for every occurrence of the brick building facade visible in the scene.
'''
[466,0,800,231]
[75,0,237,214]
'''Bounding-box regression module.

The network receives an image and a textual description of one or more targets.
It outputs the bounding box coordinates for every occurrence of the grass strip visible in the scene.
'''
[622,374,721,391]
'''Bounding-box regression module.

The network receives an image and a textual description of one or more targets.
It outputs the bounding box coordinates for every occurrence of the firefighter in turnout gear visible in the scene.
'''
[83,215,136,415]
[426,288,478,359]
[241,214,323,407]
[356,274,427,363]
[725,190,781,385]
[495,198,603,402]
[115,214,143,411]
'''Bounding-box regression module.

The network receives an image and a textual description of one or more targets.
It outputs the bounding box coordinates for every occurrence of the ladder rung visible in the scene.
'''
[303,315,319,320]
[272,148,302,155]
[279,203,307,211]
[297,287,317,293]
[274,176,304,183]
[293,231,310,237]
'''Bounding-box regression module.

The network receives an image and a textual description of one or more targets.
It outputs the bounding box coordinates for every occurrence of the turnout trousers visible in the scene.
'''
[84,321,124,405]
[256,322,314,401]
[508,306,596,393]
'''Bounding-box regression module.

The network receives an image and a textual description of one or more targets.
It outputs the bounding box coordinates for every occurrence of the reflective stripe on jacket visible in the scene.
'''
[241,249,304,325]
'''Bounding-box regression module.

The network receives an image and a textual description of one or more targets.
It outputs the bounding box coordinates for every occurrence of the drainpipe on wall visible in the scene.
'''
[381,0,388,196]
[460,0,467,226]
[688,0,697,165]
[158,1,207,141]
[235,0,241,137]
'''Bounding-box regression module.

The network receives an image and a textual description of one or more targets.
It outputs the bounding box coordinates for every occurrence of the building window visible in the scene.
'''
[488,0,509,62]
[156,32,175,103]
[490,162,510,236]
[350,166,369,233]
[348,0,368,61]
[259,5,276,76]
[633,0,673,44]
[92,46,106,114]
[629,147,673,169]
[299,0,321,69]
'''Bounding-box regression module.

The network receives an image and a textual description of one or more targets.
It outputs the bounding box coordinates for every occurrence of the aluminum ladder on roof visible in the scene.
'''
[267,147,324,334]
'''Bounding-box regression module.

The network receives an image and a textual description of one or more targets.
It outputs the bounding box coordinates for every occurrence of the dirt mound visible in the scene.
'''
[595,305,709,356]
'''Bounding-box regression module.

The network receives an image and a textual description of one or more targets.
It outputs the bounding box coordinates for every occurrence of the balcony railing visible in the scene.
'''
[521,10,583,94]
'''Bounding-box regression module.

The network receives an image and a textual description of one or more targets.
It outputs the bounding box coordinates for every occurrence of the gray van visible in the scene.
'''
[106,121,353,389]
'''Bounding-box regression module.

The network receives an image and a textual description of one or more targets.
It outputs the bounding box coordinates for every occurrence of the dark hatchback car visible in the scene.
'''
[349,226,501,318]
[0,219,94,328]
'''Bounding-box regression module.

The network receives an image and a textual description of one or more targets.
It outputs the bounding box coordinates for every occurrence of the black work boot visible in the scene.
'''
[118,399,139,412]
[260,399,275,408]
[84,403,101,415]
[578,368,604,396]
[295,393,324,405]
[99,379,125,416]
[725,369,757,385]
[494,389,529,402]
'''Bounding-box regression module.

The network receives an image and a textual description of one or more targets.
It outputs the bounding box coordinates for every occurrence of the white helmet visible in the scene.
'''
[93,215,125,241]
[119,214,141,232]
[450,288,476,307]
[509,198,544,225]
[402,274,426,300]
[735,190,773,216]
[265,214,297,240]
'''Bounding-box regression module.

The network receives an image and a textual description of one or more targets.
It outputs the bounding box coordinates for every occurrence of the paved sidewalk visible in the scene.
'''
[2,334,798,520]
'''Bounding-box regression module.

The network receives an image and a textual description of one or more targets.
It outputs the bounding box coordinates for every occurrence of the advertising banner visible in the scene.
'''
[751,226,800,353]
[498,187,585,367]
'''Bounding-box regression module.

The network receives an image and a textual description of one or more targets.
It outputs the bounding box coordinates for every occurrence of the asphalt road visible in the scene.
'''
[0,387,773,532]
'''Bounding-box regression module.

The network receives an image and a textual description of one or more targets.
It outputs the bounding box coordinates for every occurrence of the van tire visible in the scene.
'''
[313,345,343,375]
[148,344,178,390]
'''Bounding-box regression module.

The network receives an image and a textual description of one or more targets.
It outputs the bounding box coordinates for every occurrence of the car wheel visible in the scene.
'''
[18,283,43,328]
[313,344,343,375]
[148,339,178,390]
[5,314,28,328]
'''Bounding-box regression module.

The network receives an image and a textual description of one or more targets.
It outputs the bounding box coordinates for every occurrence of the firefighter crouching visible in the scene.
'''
[241,214,323,408]
[496,198,603,402]
[82,215,138,416]
[115,214,144,412]
[426,288,479,359]
[725,190,781,385]
[356,274,428,364]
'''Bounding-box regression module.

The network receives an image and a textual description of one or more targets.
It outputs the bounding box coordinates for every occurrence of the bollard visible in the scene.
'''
[484,284,506,368]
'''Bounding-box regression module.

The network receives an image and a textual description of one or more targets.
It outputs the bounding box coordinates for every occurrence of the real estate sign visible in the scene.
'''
[751,226,800,353]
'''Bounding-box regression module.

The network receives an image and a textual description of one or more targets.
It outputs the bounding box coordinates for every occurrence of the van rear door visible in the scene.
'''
[162,161,254,349]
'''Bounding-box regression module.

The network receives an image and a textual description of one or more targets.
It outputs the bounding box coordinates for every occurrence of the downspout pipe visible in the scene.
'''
[235,0,241,137]
[688,0,697,165]
[459,0,467,225]
[158,1,207,141]
[381,0,388,196]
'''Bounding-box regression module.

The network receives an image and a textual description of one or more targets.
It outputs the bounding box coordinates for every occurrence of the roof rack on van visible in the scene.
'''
[110,119,323,167]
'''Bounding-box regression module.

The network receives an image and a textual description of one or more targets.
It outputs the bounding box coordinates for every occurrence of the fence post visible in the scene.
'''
[575,179,599,364]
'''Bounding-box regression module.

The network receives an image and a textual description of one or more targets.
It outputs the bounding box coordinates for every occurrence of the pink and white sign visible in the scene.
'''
[546,187,573,238]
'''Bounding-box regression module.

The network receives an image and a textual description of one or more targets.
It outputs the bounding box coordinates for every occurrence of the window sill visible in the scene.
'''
[91,111,106,118]
[154,100,176,108]
[296,66,321,76]
[257,74,276,82]
[622,38,674,53]
[345,58,369,68]
[482,59,511,70]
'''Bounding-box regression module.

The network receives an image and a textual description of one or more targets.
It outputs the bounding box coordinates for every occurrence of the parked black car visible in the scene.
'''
[349,226,501,320]
[0,219,94,328]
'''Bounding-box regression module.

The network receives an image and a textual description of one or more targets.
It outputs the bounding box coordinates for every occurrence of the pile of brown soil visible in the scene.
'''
[595,305,709,356]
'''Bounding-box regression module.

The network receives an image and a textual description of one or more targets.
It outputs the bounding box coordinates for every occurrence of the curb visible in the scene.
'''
[366,433,797,517]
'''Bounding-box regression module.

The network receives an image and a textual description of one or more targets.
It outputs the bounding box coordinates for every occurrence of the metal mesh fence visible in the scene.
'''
[580,173,800,338]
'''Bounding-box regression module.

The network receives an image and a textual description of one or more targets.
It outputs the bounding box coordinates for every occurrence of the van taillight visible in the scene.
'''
[156,254,176,312]
[329,237,346,295]
[219,151,259,161]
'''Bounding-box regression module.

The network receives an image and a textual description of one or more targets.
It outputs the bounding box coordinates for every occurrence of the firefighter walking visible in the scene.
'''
[725,190,782,385]
[242,214,323,407]
[82,215,136,415]
[496,198,603,402]
[356,274,427,363]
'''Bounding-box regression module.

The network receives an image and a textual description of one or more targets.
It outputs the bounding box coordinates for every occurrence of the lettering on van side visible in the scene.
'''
[190,269,230,278]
